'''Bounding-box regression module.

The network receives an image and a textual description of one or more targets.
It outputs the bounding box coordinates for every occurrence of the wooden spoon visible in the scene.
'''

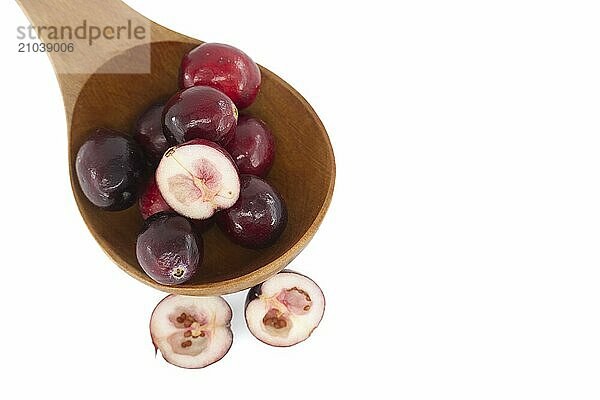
[17,0,335,295]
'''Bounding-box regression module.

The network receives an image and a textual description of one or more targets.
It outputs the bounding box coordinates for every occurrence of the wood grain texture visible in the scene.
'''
[17,0,335,295]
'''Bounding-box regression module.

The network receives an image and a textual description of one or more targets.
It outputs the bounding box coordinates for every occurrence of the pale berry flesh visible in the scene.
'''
[150,295,233,368]
[156,139,240,220]
[245,271,325,347]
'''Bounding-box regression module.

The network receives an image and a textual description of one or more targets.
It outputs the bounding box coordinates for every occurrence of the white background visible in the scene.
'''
[2,0,600,398]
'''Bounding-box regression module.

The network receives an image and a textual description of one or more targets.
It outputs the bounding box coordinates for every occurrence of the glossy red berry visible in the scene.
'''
[225,116,275,177]
[163,86,238,146]
[180,43,261,109]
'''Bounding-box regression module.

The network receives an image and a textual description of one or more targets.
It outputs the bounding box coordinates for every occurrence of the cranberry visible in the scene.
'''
[217,175,287,248]
[75,128,147,211]
[163,86,237,146]
[139,176,172,219]
[225,116,275,177]
[245,271,325,347]
[133,102,170,164]
[150,295,233,368]
[180,43,261,109]
[136,212,203,285]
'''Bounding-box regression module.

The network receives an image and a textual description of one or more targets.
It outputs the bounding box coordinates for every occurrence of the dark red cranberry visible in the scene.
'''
[136,212,203,285]
[133,102,170,164]
[75,128,147,211]
[224,116,275,177]
[139,176,173,219]
[163,86,237,146]
[180,43,261,109]
[217,175,287,248]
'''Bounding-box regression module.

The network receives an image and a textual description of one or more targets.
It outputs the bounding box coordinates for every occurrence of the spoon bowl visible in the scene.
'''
[18,1,335,295]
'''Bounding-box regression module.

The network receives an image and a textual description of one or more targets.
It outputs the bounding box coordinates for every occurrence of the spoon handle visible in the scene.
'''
[16,0,186,120]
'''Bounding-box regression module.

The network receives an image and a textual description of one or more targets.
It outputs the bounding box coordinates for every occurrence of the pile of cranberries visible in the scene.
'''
[76,42,286,286]
[75,43,324,369]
